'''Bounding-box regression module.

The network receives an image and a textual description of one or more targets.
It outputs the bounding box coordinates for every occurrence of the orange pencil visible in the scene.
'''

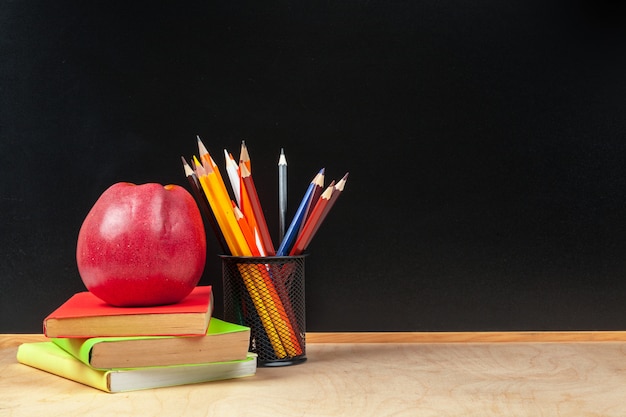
[240,162,276,256]
[233,203,261,257]
[238,174,263,256]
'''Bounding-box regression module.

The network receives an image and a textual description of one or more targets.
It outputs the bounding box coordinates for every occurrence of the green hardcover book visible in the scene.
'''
[51,318,251,369]
[17,342,257,393]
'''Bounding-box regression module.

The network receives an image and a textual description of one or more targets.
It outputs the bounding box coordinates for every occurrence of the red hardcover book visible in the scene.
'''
[44,286,213,338]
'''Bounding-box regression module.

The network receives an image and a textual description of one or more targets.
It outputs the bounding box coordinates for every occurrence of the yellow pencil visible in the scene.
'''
[195,162,239,255]
[197,136,231,202]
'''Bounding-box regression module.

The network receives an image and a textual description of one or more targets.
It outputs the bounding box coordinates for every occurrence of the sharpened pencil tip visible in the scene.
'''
[182,157,194,176]
[312,168,325,186]
[278,149,287,165]
[196,136,209,157]
[334,172,349,191]
[240,140,249,155]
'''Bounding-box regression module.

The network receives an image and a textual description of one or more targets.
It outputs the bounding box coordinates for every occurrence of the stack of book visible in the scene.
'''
[17,286,257,393]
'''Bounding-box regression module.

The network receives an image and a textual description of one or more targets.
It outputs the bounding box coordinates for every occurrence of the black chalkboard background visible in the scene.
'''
[3,1,626,333]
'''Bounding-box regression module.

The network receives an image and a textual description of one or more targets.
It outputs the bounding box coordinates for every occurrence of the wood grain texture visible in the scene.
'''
[2,335,626,416]
[0,334,47,348]
[5,331,626,348]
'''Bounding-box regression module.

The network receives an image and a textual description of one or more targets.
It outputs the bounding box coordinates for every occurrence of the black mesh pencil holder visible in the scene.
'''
[221,255,307,367]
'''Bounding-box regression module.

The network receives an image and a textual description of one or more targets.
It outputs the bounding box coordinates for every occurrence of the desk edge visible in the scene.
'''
[4,332,626,347]
[306,331,626,343]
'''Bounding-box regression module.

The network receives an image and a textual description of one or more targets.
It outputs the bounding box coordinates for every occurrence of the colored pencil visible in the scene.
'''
[224,150,241,207]
[240,162,276,256]
[299,169,324,235]
[233,203,261,257]
[278,148,288,241]
[194,160,247,256]
[239,140,251,173]
[276,168,325,256]
[289,172,348,255]
[232,143,264,255]
[197,136,232,202]
[238,181,263,255]
[289,181,334,256]
[323,172,349,219]
[181,156,228,254]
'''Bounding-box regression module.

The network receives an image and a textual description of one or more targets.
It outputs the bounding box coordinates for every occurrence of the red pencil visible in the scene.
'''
[239,162,276,256]
[289,182,334,256]
[290,172,348,255]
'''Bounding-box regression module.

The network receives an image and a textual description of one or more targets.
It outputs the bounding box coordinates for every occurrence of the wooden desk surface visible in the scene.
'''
[2,334,626,417]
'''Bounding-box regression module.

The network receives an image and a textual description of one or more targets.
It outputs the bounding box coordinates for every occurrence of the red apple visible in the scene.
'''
[76,182,206,306]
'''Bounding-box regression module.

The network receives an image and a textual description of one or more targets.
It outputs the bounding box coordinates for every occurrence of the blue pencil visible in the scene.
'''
[276,168,325,256]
